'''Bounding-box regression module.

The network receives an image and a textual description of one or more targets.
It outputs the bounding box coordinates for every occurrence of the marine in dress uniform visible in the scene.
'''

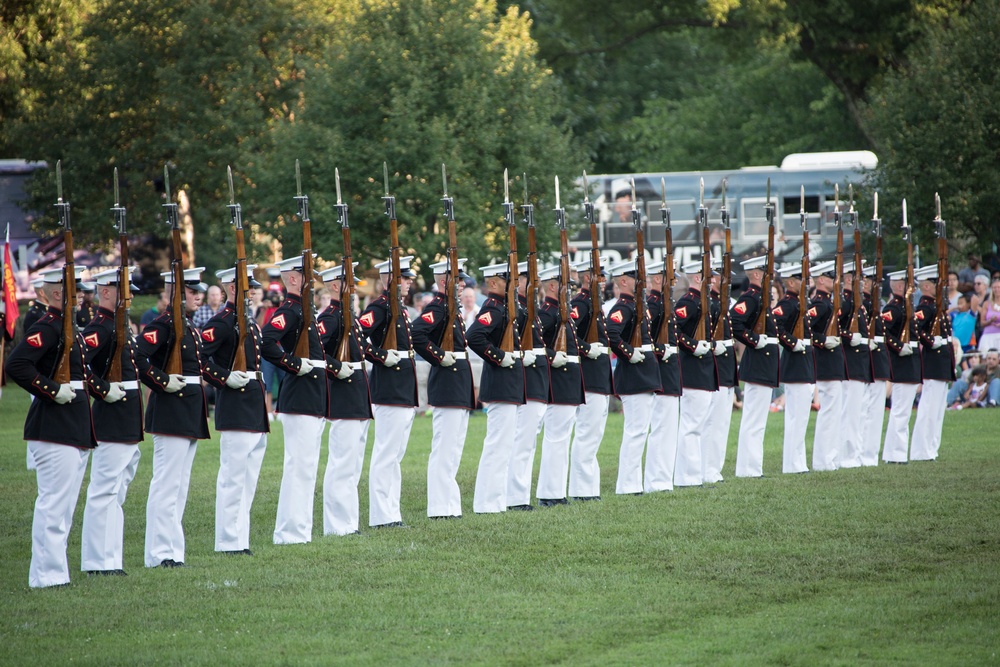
[505,261,549,509]
[6,266,96,588]
[731,256,780,478]
[200,265,269,554]
[605,260,662,495]
[568,257,614,499]
[673,261,719,487]
[807,261,847,471]
[881,269,922,463]
[910,266,956,461]
[644,262,681,492]
[260,255,328,543]
[76,282,98,328]
[358,256,419,528]
[467,264,525,513]
[410,259,476,519]
[535,265,585,504]
[703,263,737,483]
[317,263,372,536]
[839,261,873,469]
[772,265,813,473]
[135,267,209,567]
[80,268,144,575]
[860,266,891,466]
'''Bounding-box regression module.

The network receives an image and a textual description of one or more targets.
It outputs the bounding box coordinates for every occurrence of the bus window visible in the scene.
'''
[740,198,770,240]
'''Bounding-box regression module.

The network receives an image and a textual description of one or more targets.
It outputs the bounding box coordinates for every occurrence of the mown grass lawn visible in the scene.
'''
[0,386,997,666]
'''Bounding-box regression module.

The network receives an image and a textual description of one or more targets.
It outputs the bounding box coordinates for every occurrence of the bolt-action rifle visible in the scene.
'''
[654,178,675,348]
[106,167,133,382]
[500,169,518,354]
[847,185,863,337]
[518,174,537,353]
[440,164,459,353]
[793,185,810,341]
[867,193,884,340]
[334,168,356,364]
[53,160,77,384]
[931,193,948,337]
[582,171,601,345]
[826,184,844,340]
[293,160,314,358]
[227,166,249,372]
[695,178,712,343]
[901,200,914,346]
[553,176,570,353]
[712,179,732,340]
[629,179,648,349]
[163,165,185,376]
[753,179,775,337]
[382,162,402,352]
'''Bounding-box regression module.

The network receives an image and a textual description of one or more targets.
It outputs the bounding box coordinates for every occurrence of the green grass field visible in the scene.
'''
[0,387,997,666]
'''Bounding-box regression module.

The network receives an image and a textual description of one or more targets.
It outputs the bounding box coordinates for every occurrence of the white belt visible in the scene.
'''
[343,361,364,371]
[721,340,734,348]
[663,345,678,355]
[639,344,654,352]
[245,371,264,381]
[565,355,580,364]
[310,359,328,369]
[121,380,139,390]
[909,341,919,349]
[183,376,201,385]
[532,347,547,355]
[764,337,779,345]
[69,381,84,390]
[856,337,869,345]
[450,351,468,360]
[874,336,885,344]
[826,336,841,345]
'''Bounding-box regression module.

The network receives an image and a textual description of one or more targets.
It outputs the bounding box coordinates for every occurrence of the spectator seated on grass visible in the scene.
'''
[949,365,990,410]
[948,349,1000,407]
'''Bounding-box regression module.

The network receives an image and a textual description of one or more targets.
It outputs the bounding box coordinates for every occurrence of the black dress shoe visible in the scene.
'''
[569,496,601,502]
[86,570,124,577]
[159,559,185,568]
[538,498,569,507]
[506,504,535,511]
[429,515,462,520]
[372,521,409,529]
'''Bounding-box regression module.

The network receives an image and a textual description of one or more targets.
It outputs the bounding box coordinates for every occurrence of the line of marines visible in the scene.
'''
[8,240,953,589]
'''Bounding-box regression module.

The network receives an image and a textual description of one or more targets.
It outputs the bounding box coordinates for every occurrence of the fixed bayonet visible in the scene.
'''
[521,172,534,227]
[442,163,454,221]
[111,167,126,233]
[553,175,566,229]
[294,159,309,221]
[335,168,348,228]
[630,178,640,228]
[382,161,396,220]
[502,168,514,226]
[163,164,178,228]
[227,165,242,229]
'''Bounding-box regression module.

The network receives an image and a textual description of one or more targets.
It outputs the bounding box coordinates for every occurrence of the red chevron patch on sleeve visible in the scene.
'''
[317,321,326,335]
[915,310,925,320]
[477,312,493,326]
[84,332,100,348]
[609,310,624,323]
[421,311,435,324]
[271,313,286,330]
[570,306,579,320]
[26,332,43,348]
[359,311,375,328]
[201,327,215,343]
[734,302,747,315]
[772,306,784,317]
[807,307,818,318]
[143,330,158,345]
[674,306,687,319]
[882,311,893,321]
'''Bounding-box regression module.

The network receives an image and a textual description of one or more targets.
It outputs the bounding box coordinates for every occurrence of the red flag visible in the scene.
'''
[3,232,17,338]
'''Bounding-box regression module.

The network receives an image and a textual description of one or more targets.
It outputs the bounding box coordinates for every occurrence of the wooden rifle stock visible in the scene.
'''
[695,224,711,341]
[382,163,400,352]
[108,169,130,382]
[166,227,185,375]
[655,223,675,347]
[228,166,248,372]
[931,194,947,336]
[849,223,863,335]
[901,200,914,346]
[441,166,458,352]
[553,176,569,353]
[794,228,810,340]
[754,183,775,337]
[628,179,647,349]
[52,161,76,384]
[713,191,731,340]
[867,228,883,339]
[334,169,355,364]
[501,222,518,353]
[582,172,601,344]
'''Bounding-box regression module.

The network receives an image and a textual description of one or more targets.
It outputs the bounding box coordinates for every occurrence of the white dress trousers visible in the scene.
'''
[702,387,734,483]
[504,400,546,508]
[323,418,370,535]
[81,442,140,571]
[644,393,678,493]
[911,379,947,461]
[569,392,609,498]
[615,393,655,494]
[368,404,416,527]
[883,383,918,463]
[537,404,578,500]
[215,430,267,552]
[145,434,198,566]
[676,389,713,487]
[839,380,867,468]
[812,381,843,471]
[427,407,470,517]
[735,382,771,478]
[273,413,325,543]
[28,441,89,588]
[782,383,813,473]
[860,380,887,466]
[475,402,521,512]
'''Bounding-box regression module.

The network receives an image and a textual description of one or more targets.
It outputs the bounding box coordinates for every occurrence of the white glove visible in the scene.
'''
[552,351,569,368]
[225,370,251,389]
[850,333,863,347]
[869,338,878,351]
[754,336,768,350]
[586,343,605,360]
[54,383,77,404]
[713,341,727,356]
[383,349,401,368]
[164,374,186,393]
[898,344,914,357]
[296,359,316,376]
[500,352,515,368]
[521,350,537,368]
[693,340,711,357]
[335,363,355,380]
[792,339,807,353]
[932,336,947,349]
[440,351,456,367]
[103,382,126,403]
[628,348,645,364]
[823,336,841,350]
[660,345,675,361]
